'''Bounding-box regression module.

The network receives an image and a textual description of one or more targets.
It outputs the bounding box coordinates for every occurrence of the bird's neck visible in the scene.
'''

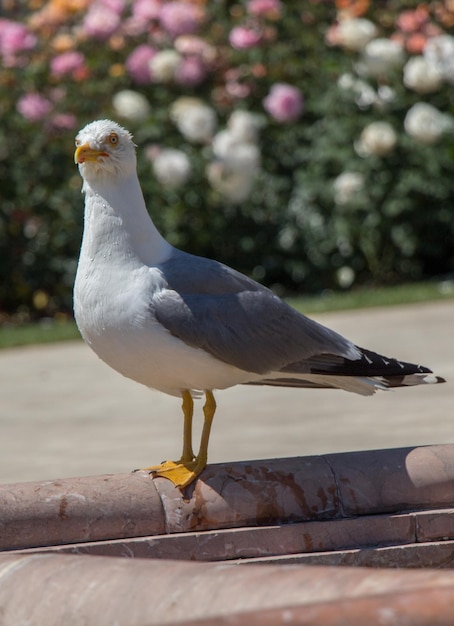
[81,173,173,267]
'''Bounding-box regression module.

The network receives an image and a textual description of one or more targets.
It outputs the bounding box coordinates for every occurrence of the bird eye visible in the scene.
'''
[75,138,81,147]
[108,132,119,146]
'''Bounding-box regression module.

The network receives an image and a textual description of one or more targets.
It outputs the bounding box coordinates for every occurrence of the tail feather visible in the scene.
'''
[245,345,445,396]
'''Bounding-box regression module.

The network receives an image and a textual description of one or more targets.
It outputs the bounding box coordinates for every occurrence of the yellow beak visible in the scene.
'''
[74,143,109,164]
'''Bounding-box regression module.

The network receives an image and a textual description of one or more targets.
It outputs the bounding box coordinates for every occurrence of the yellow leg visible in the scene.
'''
[142,390,216,489]
[181,390,195,462]
[197,390,216,468]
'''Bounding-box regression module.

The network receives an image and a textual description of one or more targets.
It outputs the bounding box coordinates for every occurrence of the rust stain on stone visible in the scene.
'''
[59,496,69,521]
[241,465,313,523]
[246,466,293,523]
[187,480,211,531]
[316,487,328,511]
[327,484,340,512]
[339,477,360,512]
[303,533,313,551]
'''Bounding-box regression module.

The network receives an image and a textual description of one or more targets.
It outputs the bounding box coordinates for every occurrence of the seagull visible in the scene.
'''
[73,119,445,489]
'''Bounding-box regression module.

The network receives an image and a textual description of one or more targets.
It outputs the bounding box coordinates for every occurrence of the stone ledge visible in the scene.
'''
[3,445,454,625]
[234,538,454,568]
[2,553,454,626]
[2,444,454,552]
[168,586,454,626]
[10,509,454,568]
[9,509,454,566]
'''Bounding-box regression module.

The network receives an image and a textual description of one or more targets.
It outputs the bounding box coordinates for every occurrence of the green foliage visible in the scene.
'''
[1,0,454,321]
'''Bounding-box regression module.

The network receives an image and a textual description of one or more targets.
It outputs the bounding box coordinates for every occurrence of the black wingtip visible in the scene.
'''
[308,346,446,385]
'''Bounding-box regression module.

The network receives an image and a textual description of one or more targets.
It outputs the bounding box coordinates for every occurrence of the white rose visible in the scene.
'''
[210,136,259,196]
[337,74,395,111]
[404,103,453,144]
[333,172,365,205]
[209,114,261,204]
[206,162,255,203]
[170,97,217,143]
[362,38,405,77]
[152,148,192,187]
[376,85,396,105]
[207,125,261,203]
[228,143,260,173]
[336,266,355,288]
[337,18,378,52]
[150,49,182,82]
[227,110,264,142]
[112,90,151,122]
[403,56,442,94]
[212,130,260,169]
[424,35,454,84]
[337,73,355,90]
[338,73,377,108]
[353,80,377,109]
[355,121,397,157]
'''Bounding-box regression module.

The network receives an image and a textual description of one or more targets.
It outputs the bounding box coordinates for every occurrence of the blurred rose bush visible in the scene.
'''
[1,0,454,319]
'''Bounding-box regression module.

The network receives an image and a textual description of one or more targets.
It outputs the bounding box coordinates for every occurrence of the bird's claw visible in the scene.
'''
[141,458,206,489]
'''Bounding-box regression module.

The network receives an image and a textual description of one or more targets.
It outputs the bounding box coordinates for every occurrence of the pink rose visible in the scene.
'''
[174,35,216,63]
[226,81,251,99]
[126,44,157,84]
[50,51,86,77]
[50,113,78,130]
[396,8,429,33]
[0,19,36,66]
[17,92,53,122]
[159,2,202,38]
[82,3,121,39]
[99,0,125,13]
[229,25,262,49]
[263,83,303,122]
[247,0,281,18]
[175,56,206,86]
[132,0,162,21]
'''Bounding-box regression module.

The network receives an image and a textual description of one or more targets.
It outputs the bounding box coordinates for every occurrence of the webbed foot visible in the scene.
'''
[142,458,206,489]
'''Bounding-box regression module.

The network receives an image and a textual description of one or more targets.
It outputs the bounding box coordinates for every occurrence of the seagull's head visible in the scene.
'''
[75,119,137,185]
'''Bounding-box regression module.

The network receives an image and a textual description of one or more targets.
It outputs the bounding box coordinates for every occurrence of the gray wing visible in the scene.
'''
[152,250,359,375]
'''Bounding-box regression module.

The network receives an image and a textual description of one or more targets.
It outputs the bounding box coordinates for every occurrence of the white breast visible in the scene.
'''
[74,258,256,398]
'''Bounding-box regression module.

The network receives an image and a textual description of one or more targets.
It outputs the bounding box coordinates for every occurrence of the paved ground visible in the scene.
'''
[0,300,452,484]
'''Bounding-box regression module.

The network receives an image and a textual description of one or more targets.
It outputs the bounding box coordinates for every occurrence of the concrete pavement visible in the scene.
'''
[0,300,452,484]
